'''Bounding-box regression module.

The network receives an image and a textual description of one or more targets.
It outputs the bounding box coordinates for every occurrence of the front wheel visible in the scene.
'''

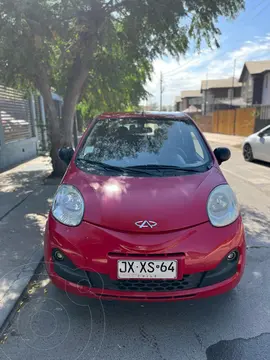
[243,143,254,162]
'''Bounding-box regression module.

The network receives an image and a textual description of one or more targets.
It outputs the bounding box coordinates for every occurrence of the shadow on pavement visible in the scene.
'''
[252,159,270,169]
[2,243,270,360]
[206,333,270,360]
[0,170,49,195]
[0,186,56,332]
[241,205,270,247]
[0,161,52,220]
[1,261,239,359]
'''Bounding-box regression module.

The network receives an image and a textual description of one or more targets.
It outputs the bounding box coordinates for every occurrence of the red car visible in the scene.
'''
[44,112,246,302]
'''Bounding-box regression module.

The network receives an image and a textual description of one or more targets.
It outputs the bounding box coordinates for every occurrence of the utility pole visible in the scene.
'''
[231,59,236,108]
[232,59,237,134]
[160,71,163,111]
[204,71,208,115]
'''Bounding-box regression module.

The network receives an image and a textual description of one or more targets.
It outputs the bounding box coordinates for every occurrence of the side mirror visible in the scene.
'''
[258,132,264,137]
[214,147,231,165]
[58,147,75,165]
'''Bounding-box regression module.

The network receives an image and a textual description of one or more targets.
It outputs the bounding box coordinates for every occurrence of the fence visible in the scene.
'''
[258,105,270,120]
[193,105,270,136]
[0,85,34,143]
[0,86,39,170]
[197,105,269,136]
[0,85,62,170]
[253,105,270,132]
[212,108,256,136]
[192,114,212,132]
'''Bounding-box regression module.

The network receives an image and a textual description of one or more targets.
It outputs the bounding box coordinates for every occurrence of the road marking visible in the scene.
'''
[223,168,250,182]
[223,168,270,185]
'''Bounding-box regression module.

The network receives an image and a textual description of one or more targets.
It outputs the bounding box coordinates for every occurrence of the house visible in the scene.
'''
[180,90,202,111]
[201,77,242,114]
[174,96,182,111]
[0,85,63,171]
[239,60,270,105]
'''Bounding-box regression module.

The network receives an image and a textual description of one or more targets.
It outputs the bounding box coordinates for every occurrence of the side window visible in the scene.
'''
[263,128,270,137]
[191,131,204,159]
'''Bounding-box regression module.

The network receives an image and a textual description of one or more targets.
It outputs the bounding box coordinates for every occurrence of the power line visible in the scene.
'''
[164,33,270,87]
[162,0,270,79]
[251,0,270,20]
[163,57,195,77]
[153,0,270,103]
[203,71,208,115]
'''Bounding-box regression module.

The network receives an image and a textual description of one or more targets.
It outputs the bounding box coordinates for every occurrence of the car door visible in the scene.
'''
[257,126,270,162]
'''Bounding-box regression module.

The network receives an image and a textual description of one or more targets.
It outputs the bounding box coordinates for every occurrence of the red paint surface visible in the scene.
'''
[44,112,246,301]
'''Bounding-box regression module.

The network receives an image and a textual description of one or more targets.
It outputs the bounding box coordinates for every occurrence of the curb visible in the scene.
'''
[207,140,243,149]
[0,248,44,335]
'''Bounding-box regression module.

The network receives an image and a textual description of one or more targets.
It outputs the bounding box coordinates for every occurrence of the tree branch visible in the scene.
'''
[34,66,59,136]
[106,0,130,13]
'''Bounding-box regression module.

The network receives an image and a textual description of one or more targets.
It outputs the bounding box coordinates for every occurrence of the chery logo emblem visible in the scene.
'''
[135,220,157,229]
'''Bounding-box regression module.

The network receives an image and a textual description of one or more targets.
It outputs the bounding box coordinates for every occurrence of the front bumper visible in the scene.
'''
[44,215,246,302]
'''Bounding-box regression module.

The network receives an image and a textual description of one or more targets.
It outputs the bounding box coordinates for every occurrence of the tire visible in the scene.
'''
[243,143,254,162]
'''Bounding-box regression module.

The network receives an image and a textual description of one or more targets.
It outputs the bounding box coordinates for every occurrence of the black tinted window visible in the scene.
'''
[262,127,270,136]
[78,118,211,170]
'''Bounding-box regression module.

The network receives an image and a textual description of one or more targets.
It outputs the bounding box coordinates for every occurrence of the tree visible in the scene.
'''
[0,0,244,176]
[77,39,150,124]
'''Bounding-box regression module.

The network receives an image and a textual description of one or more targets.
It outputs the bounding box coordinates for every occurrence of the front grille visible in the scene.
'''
[87,273,204,292]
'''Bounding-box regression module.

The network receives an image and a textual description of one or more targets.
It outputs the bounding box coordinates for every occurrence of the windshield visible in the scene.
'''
[77,117,211,175]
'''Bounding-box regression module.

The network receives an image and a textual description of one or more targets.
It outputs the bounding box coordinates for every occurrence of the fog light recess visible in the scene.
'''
[54,250,65,261]
[227,251,238,262]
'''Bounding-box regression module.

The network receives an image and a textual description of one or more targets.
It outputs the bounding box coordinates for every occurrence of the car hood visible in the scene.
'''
[245,133,257,142]
[63,165,227,233]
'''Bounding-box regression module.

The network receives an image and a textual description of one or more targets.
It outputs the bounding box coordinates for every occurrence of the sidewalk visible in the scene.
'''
[204,132,246,148]
[0,157,58,331]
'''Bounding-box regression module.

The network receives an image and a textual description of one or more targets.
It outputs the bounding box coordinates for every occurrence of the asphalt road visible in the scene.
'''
[1,144,270,360]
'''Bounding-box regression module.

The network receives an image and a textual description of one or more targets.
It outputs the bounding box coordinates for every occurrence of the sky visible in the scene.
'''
[145,0,270,106]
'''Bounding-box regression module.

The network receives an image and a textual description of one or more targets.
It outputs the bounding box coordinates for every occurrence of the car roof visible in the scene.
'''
[98,111,190,120]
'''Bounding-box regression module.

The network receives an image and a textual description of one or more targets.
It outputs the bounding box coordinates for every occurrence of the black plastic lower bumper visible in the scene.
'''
[52,249,239,292]
[200,255,239,287]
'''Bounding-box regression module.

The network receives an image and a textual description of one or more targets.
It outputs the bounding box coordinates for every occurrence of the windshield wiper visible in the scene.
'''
[76,158,153,175]
[126,164,204,173]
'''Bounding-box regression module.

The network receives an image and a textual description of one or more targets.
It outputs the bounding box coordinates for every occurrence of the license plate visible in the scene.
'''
[117,260,178,279]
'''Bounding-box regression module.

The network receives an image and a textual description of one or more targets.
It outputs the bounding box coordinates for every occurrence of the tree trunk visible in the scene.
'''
[61,57,89,147]
[34,3,104,175]
[36,72,67,177]
[36,55,92,176]
[61,0,107,146]
[46,105,67,177]
[73,113,78,148]
[76,110,83,133]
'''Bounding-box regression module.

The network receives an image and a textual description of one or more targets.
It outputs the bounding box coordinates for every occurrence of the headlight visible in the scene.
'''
[207,184,239,227]
[52,185,84,226]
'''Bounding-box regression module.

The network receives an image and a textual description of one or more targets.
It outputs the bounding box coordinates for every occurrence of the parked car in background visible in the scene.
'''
[243,125,270,163]
[45,112,246,302]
